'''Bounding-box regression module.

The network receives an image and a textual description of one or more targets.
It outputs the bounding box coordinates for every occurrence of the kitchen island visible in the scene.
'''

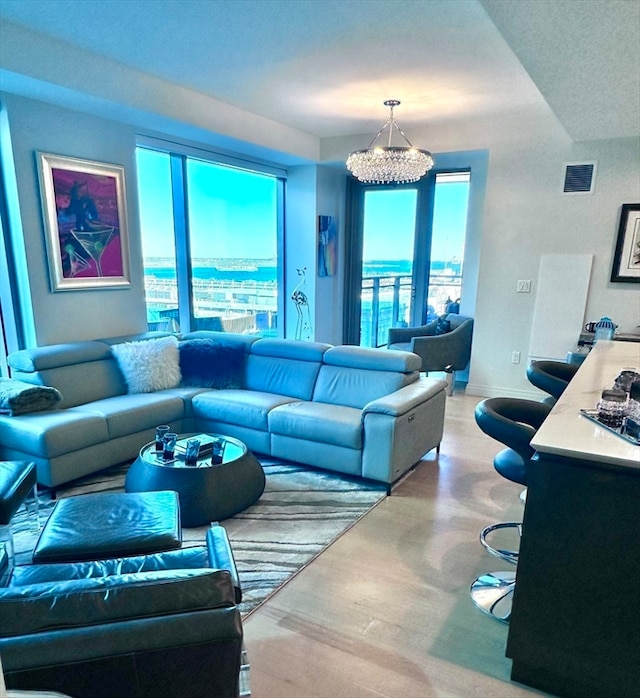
[506,340,640,698]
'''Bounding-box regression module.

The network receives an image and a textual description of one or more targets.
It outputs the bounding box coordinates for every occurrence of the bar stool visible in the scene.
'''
[471,398,551,622]
[0,461,39,574]
[526,360,579,405]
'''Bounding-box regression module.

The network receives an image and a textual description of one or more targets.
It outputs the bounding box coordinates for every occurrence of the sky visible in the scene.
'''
[363,179,469,262]
[137,148,469,264]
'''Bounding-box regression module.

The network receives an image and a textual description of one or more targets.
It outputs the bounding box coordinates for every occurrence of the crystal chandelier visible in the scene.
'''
[346,100,434,184]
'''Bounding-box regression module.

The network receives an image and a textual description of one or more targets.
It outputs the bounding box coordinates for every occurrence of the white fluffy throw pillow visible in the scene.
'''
[111,336,181,393]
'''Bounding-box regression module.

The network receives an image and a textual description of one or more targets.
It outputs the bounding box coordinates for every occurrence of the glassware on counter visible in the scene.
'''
[596,389,627,429]
[613,368,640,394]
[625,381,640,439]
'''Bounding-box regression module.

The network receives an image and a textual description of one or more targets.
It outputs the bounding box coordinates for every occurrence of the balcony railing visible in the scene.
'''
[360,272,463,348]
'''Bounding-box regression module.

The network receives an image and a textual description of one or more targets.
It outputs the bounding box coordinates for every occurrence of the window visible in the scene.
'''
[136,147,284,336]
[346,170,470,347]
[427,172,470,322]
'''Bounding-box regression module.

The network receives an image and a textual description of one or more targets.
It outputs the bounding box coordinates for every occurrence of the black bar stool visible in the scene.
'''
[471,398,551,622]
[526,360,579,405]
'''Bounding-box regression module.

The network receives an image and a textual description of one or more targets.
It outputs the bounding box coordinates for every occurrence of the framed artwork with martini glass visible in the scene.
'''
[37,152,131,291]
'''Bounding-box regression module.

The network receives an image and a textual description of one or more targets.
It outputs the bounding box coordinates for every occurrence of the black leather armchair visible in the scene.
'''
[0,525,243,698]
[387,314,474,393]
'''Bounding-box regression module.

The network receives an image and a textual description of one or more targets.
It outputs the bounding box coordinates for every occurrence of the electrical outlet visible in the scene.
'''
[511,351,521,364]
[517,279,531,293]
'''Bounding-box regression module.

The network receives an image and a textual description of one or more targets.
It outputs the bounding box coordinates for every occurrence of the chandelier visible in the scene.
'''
[346,100,434,184]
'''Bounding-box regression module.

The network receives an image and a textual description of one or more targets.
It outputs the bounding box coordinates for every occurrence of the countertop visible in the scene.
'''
[531,340,640,469]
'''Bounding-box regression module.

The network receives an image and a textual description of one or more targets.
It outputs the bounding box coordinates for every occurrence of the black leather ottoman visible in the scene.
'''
[32,490,181,564]
[0,461,37,525]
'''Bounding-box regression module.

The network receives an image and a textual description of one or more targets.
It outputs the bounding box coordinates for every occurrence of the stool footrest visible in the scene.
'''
[479,521,521,564]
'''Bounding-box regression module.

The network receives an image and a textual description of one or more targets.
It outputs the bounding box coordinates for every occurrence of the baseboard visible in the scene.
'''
[465,383,542,400]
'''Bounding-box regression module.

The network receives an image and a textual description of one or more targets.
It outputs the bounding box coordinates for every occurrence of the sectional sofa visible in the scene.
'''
[0,331,447,491]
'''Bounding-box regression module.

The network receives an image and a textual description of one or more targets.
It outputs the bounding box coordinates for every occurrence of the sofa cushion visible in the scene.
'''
[312,346,419,409]
[191,390,296,431]
[9,341,128,408]
[8,341,111,373]
[269,402,363,449]
[0,410,109,459]
[32,491,181,564]
[111,336,181,394]
[72,392,186,440]
[244,339,328,400]
[0,568,235,638]
[313,365,416,410]
[179,339,246,389]
[323,345,421,373]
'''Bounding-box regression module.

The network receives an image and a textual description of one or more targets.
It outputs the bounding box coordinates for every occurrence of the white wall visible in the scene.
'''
[1,93,149,346]
[284,165,317,340]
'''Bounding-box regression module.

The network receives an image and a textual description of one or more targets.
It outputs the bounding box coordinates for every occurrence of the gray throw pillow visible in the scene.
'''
[434,315,451,335]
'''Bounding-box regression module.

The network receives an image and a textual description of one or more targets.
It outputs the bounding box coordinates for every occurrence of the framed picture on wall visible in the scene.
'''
[37,152,131,291]
[610,203,640,283]
[318,215,337,277]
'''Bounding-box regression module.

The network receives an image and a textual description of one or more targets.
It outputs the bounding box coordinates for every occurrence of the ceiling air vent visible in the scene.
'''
[562,162,597,195]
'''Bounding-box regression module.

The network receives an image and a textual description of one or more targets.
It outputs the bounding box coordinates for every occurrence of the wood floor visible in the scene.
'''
[243,392,551,698]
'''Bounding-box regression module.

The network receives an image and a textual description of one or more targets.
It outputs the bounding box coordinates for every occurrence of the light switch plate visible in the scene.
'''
[517,279,531,293]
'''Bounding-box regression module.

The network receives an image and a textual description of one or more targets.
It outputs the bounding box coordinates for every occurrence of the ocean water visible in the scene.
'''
[146,259,460,283]
[147,265,277,283]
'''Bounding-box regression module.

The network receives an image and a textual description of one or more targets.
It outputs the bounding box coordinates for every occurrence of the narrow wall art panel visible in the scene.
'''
[318,215,337,277]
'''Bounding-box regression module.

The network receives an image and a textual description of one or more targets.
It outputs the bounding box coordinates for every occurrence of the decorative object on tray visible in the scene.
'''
[579,371,640,445]
[0,379,62,416]
[174,433,217,458]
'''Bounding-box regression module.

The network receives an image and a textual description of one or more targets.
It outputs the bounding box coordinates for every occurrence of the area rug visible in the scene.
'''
[12,458,387,616]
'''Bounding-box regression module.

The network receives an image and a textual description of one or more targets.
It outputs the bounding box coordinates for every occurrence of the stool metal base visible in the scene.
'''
[470,570,515,623]
[479,521,521,564]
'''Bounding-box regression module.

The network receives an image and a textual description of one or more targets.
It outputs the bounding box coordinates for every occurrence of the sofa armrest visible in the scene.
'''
[363,377,447,418]
[387,322,436,345]
[207,524,242,604]
[0,568,235,638]
[410,320,473,372]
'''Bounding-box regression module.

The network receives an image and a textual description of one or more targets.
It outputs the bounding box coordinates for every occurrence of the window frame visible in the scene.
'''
[136,139,286,337]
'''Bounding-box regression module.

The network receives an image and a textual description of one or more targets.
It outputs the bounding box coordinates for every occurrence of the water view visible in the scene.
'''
[144,257,462,346]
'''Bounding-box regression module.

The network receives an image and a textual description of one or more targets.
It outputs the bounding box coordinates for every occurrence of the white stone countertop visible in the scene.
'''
[531,340,640,470]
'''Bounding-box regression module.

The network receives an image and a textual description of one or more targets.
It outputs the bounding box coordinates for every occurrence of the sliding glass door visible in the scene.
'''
[345,171,470,347]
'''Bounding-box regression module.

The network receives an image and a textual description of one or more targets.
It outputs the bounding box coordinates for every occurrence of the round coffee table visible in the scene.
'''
[125,433,266,527]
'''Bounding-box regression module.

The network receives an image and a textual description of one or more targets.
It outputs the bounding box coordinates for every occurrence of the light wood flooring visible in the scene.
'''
[243,391,551,698]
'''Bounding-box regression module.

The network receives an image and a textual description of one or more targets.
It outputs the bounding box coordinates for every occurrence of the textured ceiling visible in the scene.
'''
[0,0,638,142]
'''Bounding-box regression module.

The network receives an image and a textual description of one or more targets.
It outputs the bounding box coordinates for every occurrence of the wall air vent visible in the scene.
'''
[562,162,597,195]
